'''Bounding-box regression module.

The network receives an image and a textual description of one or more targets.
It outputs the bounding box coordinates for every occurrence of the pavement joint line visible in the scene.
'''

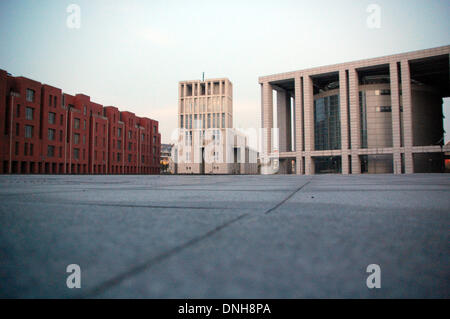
[81,213,250,298]
[264,179,313,215]
[60,202,235,210]
[80,179,313,297]
[0,199,235,210]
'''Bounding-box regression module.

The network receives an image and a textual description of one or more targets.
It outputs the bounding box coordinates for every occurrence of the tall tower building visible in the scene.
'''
[177,78,257,174]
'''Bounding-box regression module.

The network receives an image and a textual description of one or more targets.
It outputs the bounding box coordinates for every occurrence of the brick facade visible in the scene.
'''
[0,70,160,174]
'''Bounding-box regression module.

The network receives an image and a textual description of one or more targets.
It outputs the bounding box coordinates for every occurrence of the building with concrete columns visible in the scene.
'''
[176,78,258,174]
[259,45,450,175]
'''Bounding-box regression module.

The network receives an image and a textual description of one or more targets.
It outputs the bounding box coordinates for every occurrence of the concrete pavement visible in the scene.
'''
[0,174,449,298]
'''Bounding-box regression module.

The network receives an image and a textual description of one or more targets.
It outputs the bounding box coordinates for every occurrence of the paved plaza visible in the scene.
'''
[0,174,449,298]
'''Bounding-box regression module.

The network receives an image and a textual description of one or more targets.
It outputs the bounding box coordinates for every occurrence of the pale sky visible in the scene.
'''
[0,0,449,143]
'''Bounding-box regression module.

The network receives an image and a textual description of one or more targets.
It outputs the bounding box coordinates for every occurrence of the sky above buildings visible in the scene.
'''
[0,0,449,143]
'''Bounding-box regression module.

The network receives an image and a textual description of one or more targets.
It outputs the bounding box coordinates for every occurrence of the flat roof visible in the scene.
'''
[259,45,450,83]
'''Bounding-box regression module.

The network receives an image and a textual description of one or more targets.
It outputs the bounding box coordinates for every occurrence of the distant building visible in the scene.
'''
[0,69,161,174]
[175,78,258,174]
[445,142,450,173]
[260,45,450,174]
[160,143,173,173]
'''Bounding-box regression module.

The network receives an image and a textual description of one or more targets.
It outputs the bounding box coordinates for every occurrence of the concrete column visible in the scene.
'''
[261,82,273,155]
[339,69,349,175]
[351,154,360,174]
[390,62,402,174]
[294,77,304,175]
[400,59,414,174]
[305,155,313,175]
[303,75,314,152]
[303,75,314,176]
[348,68,361,174]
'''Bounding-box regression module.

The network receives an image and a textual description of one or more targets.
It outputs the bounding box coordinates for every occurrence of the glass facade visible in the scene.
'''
[314,156,342,174]
[359,91,368,148]
[314,95,341,150]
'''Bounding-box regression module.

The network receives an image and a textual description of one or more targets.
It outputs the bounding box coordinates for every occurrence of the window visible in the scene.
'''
[25,125,33,138]
[26,107,34,120]
[24,143,28,156]
[83,149,85,160]
[26,89,35,102]
[74,118,80,129]
[359,91,368,149]
[47,145,55,157]
[314,94,341,151]
[83,120,86,129]
[54,96,57,107]
[153,126,157,134]
[16,105,20,117]
[142,155,145,164]
[142,134,145,142]
[83,106,87,115]
[377,106,392,112]
[48,112,56,124]
[48,129,55,141]
[49,95,52,106]
[30,143,34,155]
[74,133,80,144]
[117,153,121,162]
[83,135,86,145]
[16,123,19,136]
[59,147,62,158]
[374,89,391,96]
[128,142,132,151]
[118,127,122,137]
[60,114,63,125]
[128,130,132,138]
[74,148,79,160]
[127,154,132,162]
[60,130,63,142]
[180,115,184,128]
[117,140,121,150]
[15,142,19,155]
[153,136,156,144]
[222,113,225,128]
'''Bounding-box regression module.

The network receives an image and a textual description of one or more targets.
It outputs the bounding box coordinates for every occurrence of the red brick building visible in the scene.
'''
[0,69,161,174]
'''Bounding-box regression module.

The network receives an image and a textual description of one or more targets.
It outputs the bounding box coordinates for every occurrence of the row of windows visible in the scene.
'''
[25,88,158,130]
[14,105,34,120]
[14,142,34,156]
[48,94,58,108]
[10,148,157,166]
[180,113,226,129]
